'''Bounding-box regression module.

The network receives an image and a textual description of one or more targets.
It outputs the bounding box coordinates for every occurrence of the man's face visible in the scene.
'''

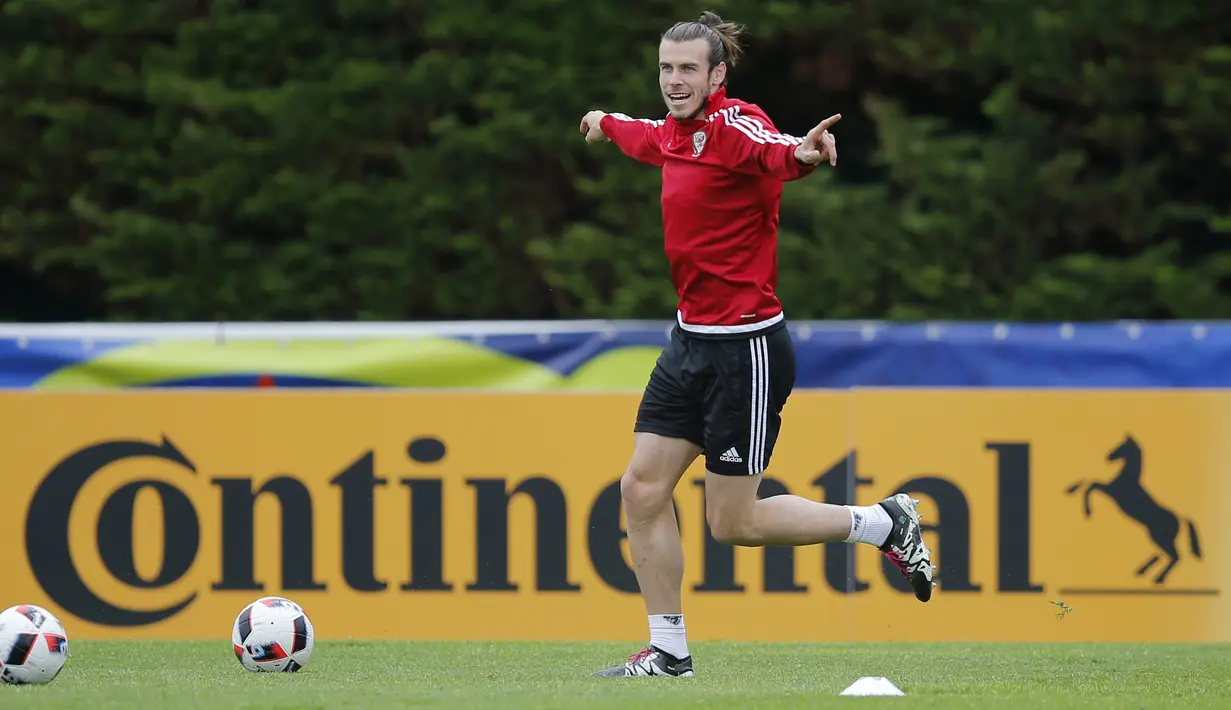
[659,38,724,120]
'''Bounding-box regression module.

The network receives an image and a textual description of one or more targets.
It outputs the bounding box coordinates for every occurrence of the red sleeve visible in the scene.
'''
[716,105,817,181]
[599,113,667,167]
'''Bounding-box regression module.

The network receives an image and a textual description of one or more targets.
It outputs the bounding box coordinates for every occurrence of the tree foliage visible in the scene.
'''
[1,0,1228,321]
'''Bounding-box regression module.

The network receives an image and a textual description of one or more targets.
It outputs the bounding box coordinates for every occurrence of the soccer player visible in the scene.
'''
[580,11,935,678]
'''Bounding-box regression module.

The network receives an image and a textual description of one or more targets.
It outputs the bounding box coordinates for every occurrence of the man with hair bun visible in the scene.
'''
[581,11,934,678]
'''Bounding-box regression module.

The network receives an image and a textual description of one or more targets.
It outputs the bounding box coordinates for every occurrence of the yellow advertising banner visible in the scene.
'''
[0,390,1225,643]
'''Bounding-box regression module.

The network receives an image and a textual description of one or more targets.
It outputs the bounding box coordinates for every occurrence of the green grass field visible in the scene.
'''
[4,641,1230,709]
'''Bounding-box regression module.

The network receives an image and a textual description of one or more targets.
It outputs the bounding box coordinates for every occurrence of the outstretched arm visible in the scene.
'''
[580,110,667,167]
[718,105,839,180]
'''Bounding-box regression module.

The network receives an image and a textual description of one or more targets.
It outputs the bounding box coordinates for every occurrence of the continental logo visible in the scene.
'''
[27,434,1043,627]
[23,432,1214,628]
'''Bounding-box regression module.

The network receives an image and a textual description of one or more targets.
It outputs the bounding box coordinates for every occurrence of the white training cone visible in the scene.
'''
[839,676,906,696]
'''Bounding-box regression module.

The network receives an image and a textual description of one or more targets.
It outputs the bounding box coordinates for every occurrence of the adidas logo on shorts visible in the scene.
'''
[719,447,743,463]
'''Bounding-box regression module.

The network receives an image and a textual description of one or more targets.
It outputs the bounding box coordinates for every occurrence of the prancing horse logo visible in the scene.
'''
[1066,434,1202,584]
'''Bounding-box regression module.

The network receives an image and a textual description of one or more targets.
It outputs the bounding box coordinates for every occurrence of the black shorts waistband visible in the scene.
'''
[673,318,788,341]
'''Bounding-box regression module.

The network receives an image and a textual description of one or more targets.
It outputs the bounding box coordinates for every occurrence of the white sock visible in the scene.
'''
[648,614,689,659]
[844,504,893,547]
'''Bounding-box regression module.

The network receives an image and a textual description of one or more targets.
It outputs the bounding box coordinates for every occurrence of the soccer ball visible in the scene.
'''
[231,596,314,673]
[0,604,69,685]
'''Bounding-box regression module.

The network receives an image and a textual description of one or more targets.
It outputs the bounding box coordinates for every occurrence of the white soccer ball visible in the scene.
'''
[231,596,314,673]
[0,604,69,685]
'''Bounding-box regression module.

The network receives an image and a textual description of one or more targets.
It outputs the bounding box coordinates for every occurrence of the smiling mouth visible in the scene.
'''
[666,93,691,105]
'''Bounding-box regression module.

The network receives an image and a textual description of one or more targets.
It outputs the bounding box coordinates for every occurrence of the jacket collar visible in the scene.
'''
[670,87,727,129]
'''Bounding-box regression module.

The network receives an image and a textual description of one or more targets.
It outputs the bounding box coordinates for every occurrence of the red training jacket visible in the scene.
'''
[599,86,816,336]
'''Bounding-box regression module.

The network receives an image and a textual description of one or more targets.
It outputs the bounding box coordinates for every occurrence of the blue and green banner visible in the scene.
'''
[1,321,1228,389]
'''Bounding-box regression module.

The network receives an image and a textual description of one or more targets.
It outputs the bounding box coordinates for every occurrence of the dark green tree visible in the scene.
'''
[1,0,1227,322]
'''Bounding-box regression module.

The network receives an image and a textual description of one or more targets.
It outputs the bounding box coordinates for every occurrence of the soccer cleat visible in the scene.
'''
[877,493,936,602]
[593,645,694,677]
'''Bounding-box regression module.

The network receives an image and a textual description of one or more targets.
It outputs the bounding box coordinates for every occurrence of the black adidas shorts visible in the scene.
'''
[634,321,796,476]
